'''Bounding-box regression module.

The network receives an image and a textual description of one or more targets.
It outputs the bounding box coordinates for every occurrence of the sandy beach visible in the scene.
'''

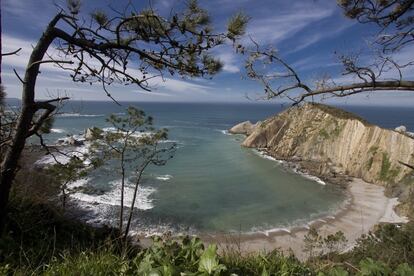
[203,178,409,260]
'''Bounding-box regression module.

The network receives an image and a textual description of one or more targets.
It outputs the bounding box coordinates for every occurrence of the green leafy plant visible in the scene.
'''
[198,244,226,275]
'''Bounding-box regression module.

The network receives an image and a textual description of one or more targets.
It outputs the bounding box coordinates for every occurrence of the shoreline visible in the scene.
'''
[200,178,408,260]
[28,137,410,260]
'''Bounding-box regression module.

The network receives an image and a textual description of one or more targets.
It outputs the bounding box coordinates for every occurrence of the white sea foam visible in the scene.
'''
[102,127,153,139]
[253,149,326,185]
[253,149,284,164]
[217,129,231,135]
[34,141,91,166]
[69,178,156,210]
[305,175,326,185]
[57,113,104,118]
[292,167,326,185]
[51,128,65,133]
[155,174,172,181]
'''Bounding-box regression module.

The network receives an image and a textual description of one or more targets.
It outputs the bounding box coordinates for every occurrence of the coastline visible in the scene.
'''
[203,178,408,260]
[28,134,410,260]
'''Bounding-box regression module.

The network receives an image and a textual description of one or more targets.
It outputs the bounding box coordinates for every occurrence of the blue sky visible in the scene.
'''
[2,0,414,106]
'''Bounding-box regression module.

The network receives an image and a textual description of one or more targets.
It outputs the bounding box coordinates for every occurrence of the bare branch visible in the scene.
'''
[2,48,22,56]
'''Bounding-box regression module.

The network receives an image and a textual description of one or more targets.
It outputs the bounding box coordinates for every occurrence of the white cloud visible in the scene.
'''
[245,2,335,44]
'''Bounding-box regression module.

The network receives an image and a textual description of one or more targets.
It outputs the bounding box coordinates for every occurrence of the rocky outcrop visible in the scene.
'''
[229,121,260,135]
[85,127,103,140]
[235,103,414,187]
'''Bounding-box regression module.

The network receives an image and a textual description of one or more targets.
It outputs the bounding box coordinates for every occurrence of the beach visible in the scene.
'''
[204,178,409,260]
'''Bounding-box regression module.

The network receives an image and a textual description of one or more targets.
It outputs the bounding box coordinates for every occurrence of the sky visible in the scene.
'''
[2,0,414,106]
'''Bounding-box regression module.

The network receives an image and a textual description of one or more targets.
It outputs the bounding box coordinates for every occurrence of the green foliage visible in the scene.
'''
[369,146,379,153]
[323,231,347,258]
[227,12,250,40]
[0,194,117,274]
[340,222,414,270]
[38,116,55,134]
[202,54,223,75]
[359,258,391,275]
[311,103,371,126]
[67,0,81,15]
[380,153,392,180]
[198,244,226,275]
[318,266,349,276]
[46,156,91,208]
[395,263,414,276]
[304,227,323,258]
[222,250,311,275]
[319,129,330,139]
[91,10,109,27]
[379,153,400,181]
[3,206,414,276]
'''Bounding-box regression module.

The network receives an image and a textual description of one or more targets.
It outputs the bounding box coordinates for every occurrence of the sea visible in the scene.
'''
[11,100,414,235]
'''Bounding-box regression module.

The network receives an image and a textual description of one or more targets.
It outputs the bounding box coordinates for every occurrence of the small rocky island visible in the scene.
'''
[230,103,414,216]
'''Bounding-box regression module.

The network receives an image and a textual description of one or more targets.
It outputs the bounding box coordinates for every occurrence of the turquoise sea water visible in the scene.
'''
[30,101,414,234]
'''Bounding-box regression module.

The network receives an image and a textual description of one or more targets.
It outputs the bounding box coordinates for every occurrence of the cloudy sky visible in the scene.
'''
[2,0,414,105]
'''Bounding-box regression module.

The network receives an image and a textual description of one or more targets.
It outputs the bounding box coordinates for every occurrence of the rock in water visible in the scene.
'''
[68,136,84,146]
[395,125,407,133]
[229,121,260,135]
[85,127,103,140]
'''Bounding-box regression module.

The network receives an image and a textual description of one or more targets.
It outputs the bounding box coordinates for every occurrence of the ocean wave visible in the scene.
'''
[102,127,153,139]
[292,168,326,185]
[253,150,284,164]
[51,128,65,133]
[69,178,156,210]
[253,149,326,185]
[155,174,173,181]
[57,113,104,118]
[216,129,231,135]
[34,141,91,166]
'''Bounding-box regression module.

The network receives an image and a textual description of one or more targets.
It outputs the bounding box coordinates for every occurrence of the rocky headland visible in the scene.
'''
[224,103,413,257]
[230,103,414,217]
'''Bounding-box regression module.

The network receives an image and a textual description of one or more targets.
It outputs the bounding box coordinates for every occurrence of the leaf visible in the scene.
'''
[137,254,155,275]
[395,263,414,276]
[324,267,349,276]
[359,258,391,276]
[198,244,226,275]
[261,267,270,276]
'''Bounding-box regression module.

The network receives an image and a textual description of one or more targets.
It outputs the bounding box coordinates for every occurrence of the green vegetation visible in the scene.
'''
[319,129,330,139]
[310,103,371,126]
[2,176,414,275]
[380,153,400,182]
[331,121,344,138]
[366,157,374,170]
[317,118,344,141]
[368,146,379,154]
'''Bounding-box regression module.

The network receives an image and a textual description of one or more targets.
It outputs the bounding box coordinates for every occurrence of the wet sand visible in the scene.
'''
[202,178,409,260]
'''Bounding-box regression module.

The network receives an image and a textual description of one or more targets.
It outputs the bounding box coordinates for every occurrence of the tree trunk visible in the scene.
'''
[0,25,56,234]
[119,164,125,233]
[124,161,150,240]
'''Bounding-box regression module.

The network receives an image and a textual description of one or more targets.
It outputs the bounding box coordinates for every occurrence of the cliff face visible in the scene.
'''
[240,103,414,186]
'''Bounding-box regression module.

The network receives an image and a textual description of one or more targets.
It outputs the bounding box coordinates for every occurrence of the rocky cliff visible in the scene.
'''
[235,103,414,190]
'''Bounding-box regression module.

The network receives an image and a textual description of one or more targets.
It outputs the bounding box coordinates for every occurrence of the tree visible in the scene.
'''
[91,107,175,239]
[244,0,414,104]
[0,0,248,233]
[46,156,90,208]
